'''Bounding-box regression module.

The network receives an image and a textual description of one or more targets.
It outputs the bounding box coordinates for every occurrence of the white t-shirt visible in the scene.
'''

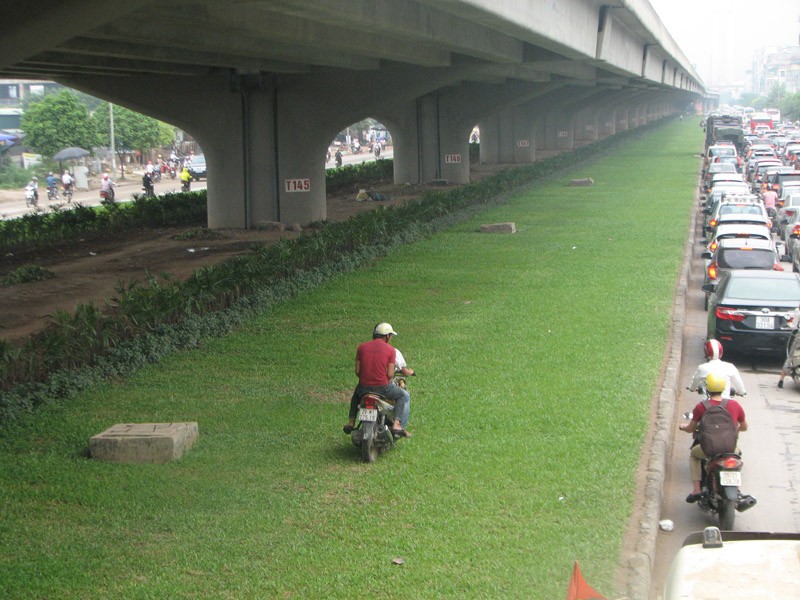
[688,359,746,398]
[394,349,407,371]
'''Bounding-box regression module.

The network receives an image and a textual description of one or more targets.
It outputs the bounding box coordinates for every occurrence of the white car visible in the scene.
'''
[704,222,782,258]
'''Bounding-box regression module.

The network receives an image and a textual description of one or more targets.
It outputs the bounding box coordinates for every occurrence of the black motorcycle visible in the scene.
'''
[349,376,409,463]
[695,452,756,529]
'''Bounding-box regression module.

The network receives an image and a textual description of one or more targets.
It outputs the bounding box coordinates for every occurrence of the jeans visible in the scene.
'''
[349,383,410,428]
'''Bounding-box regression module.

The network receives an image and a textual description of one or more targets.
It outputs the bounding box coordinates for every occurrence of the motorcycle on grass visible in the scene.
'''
[350,375,411,463]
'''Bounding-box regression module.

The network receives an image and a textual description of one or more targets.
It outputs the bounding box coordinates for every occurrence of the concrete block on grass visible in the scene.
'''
[479,222,516,234]
[90,422,199,464]
[569,177,594,186]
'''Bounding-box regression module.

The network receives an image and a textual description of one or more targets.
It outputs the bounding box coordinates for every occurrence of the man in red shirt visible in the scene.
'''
[680,372,748,502]
[343,323,412,437]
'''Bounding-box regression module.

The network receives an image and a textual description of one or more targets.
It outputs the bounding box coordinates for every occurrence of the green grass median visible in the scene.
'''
[0,119,702,599]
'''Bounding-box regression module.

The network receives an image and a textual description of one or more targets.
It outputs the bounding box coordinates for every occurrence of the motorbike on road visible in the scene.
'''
[783,330,800,386]
[350,375,412,463]
[24,186,38,208]
[684,405,757,529]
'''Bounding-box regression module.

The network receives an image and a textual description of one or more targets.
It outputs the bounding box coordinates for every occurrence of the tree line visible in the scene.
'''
[20,89,174,174]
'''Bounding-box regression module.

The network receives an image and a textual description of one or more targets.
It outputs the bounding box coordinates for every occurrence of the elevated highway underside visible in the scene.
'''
[1,0,704,228]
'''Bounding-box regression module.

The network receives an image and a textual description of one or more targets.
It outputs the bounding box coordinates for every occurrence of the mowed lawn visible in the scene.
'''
[0,120,702,599]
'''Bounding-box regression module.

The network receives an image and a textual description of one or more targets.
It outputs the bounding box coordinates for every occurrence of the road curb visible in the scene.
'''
[624,195,699,600]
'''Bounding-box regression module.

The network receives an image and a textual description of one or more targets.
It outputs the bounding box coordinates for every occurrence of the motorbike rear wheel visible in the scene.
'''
[360,421,378,463]
[719,498,736,530]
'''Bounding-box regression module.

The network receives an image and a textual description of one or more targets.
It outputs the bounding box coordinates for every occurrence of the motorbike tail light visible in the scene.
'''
[716,306,746,322]
[722,456,741,469]
[709,240,719,252]
[786,209,797,218]
[363,396,376,409]
[707,262,718,280]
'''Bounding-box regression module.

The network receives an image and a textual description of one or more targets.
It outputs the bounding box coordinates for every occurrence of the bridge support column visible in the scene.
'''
[543,111,575,152]
[574,108,600,143]
[478,114,501,164]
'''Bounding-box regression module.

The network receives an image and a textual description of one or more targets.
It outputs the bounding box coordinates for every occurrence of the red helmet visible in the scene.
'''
[704,339,723,360]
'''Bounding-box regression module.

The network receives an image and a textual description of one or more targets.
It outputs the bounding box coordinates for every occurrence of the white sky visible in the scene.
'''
[648,0,799,87]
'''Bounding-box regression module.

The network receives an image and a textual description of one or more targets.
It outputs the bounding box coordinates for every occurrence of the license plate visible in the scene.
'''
[720,471,742,486]
[755,316,774,329]
[358,409,377,422]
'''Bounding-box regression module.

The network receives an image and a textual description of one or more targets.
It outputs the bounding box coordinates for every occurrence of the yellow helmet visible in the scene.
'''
[705,372,726,393]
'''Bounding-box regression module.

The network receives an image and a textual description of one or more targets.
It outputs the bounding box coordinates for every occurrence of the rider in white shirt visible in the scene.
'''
[688,339,746,398]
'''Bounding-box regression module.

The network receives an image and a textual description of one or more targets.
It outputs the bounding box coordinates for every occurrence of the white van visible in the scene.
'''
[663,527,800,599]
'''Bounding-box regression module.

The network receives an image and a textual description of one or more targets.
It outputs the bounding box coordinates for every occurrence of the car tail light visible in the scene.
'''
[774,263,785,271]
[707,262,718,280]
[709,218,718,228]
[792,225,800,237]
[716,306,745,322]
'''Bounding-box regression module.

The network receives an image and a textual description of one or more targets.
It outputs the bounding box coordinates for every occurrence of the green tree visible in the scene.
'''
[93,103,172,177]
[736,92,762,109]
[779,92,800,122]
[20,90,97,158]
[766,83,787,109]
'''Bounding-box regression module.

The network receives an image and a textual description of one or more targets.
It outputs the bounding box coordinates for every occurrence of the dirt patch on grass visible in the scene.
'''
[0,178,466,343]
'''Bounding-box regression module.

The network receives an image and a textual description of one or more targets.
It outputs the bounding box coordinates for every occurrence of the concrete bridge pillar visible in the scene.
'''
[511,107,536,163]
[542,110,575,151]
[478,113,501,164]
[479,106,536,165]
[574,108,600,143]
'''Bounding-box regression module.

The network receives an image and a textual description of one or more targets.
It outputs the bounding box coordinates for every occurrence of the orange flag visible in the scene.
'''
[565,561,608,600]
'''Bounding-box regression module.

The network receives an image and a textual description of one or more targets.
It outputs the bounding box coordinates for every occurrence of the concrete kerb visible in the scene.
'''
[623,194,699,600]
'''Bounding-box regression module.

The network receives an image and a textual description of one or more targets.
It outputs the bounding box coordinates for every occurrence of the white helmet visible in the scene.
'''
[373,323,397,337]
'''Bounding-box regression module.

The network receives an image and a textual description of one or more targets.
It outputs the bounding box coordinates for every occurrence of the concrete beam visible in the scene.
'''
[0,0,149,71]
[58,36,310,74]
[179,2,455,68]
[252,0,524,64]
[88,21,381,71]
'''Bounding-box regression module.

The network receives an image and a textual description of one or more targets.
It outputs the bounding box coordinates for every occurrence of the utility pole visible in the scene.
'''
[109,103,118,177]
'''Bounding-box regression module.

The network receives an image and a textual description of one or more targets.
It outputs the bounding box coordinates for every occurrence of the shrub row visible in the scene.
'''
[1,161,395,254]
[0,192,207,252]
[0,121,666,426]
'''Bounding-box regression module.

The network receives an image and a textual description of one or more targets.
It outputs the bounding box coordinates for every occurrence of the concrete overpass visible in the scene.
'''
[1,0,705,228]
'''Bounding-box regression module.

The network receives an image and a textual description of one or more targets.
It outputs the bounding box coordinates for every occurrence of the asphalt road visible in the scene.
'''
[650,211,800,597]
[1,149,392,221]
[0,175,208,221]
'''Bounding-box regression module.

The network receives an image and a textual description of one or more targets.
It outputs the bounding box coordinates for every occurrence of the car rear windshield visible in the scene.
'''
[726,278,800,301]
[719,205,763,216]
[718,249,774,269]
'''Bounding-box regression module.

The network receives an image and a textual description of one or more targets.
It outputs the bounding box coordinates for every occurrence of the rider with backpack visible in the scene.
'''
[680,372,748,503]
